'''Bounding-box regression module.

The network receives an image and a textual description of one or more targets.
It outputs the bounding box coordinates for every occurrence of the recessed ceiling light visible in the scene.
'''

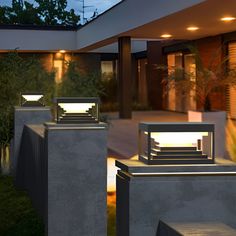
[161,34,172,38]
[221,16,235,22]
[59,50,66,53]
[187,26,199,31]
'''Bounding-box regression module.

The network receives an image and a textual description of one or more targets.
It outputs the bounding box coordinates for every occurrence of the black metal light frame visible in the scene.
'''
[54,97,100,124]
[139,122,215,165]
[20,92,44,107]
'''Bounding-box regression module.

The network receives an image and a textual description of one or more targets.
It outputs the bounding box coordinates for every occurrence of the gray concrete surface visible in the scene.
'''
[16,122,108,236]
[45,123,108,236]
[116,159,236,236]
[157,221,236,236]
[13,106,51,175]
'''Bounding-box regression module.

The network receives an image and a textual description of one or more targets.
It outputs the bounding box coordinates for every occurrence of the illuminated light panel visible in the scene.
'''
[150,132,209,147]
[221,16,236,22]
[59,50,66,53]
[107,157,119,192]
[161,34,172,38]
[187,26,199,31]
[22,95,43,101]
[58,103,95,113]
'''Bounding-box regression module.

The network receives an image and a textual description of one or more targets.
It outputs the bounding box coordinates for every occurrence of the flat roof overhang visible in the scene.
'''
[76,0,236,52]
[1,0,236,53]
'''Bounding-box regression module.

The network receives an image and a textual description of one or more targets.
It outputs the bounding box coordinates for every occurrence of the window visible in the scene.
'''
[101,60,117,80]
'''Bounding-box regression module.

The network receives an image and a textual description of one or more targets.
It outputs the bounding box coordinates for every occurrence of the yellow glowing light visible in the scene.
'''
[58,103,95,113]
[59,50,66,53]
[161,34,172,38]
[22,95,43,101]
[150,132,208,147]
[107,157,119,192]
[221,16,235,22]
[187,26,199,31]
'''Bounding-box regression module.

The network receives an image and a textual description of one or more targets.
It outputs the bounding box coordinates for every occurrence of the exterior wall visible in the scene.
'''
[160,35,229,112]
[195,35,226,111]
[72,53,101,75]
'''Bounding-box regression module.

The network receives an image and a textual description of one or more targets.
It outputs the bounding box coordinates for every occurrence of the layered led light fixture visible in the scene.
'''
[139,122,215,165]
[21,93,44,107]
[54,97,100,124]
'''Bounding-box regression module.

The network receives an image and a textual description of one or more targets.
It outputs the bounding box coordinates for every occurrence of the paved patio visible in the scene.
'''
[106,110,187,159]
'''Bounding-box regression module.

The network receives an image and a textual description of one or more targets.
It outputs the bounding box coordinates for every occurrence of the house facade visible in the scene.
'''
[1,0,236,118]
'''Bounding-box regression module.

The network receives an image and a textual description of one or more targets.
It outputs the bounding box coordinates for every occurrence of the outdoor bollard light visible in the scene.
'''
[139,122,215,165]
[54,97,100,124]
[21,93,44,107]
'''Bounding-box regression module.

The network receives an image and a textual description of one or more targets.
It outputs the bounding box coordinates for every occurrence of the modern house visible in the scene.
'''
[1,0,236,119]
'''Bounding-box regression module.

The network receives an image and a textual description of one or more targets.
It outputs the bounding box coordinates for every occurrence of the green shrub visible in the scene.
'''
[0,175,44,236]
[0,52,55,146]
[58,60,104,97]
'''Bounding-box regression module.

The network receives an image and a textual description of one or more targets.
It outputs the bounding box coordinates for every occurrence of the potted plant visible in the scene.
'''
[159,45,236,158]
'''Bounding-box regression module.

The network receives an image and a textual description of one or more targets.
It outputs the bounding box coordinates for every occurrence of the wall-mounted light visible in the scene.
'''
[139,122,215,165]
[220,16,236,22]
[54,97,100,124]
[160,34,172,39]
[187,26,199,31]
[21,93,44,107]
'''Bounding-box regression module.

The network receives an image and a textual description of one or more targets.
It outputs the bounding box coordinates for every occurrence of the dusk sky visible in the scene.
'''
[1,0,122,23]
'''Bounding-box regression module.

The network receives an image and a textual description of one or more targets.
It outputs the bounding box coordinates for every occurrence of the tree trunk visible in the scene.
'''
[204,95,211,111]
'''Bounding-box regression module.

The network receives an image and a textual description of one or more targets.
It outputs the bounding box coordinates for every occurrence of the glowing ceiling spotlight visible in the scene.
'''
[160,34,172,39]
[187,26,199,31]
[220,16,236,22]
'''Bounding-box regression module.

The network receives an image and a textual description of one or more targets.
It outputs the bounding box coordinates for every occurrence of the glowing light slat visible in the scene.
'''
[22,95,43,101]
[58,103,95,113]
[150,132,208,147]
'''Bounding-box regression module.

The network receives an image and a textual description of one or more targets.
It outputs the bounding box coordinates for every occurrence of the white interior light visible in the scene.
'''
[59,103,95,113]
[22,95,43,101]
[150,132,208,147]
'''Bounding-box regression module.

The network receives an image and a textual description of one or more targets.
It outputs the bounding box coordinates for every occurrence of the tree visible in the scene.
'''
[0,0,80,26]
[158,45,236,111]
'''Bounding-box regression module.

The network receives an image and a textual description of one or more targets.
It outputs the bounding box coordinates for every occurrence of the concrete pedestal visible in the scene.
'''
[157,221,236,236]
[116,159,236,236]
[16,122,108,236]
[13,106,51,174]
[45,123,108,236]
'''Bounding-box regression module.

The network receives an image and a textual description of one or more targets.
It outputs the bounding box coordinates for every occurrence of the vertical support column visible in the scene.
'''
[146,41,163,110]
[118,36,132,119]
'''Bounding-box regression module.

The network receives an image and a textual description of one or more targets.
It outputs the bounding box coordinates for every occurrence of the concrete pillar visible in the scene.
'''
[13,106,51,175]
[45,123,108,236]
[146,41,164,110]
[116,159,236,236]
[118,36,132,119]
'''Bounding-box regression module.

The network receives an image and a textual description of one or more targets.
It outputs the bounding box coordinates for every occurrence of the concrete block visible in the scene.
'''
[157,221,236,236]
[45,123,108,236]
[116,159,236,236]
